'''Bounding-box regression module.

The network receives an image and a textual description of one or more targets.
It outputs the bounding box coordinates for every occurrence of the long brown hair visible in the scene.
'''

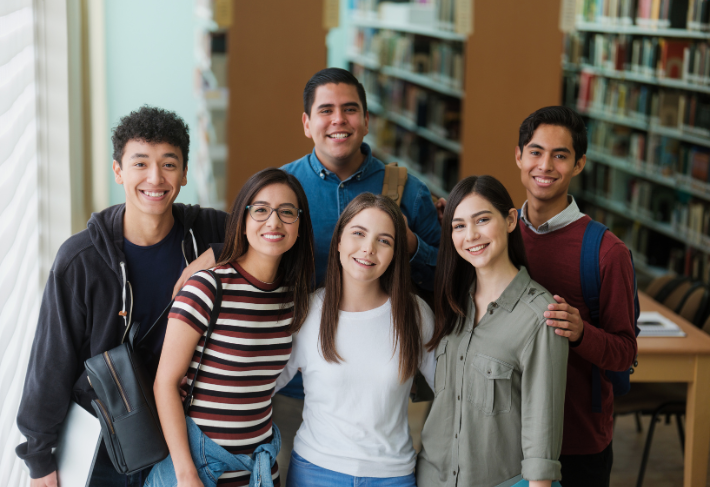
[319,193,422,382]
[218,168,315,332]
[427,175,528,350]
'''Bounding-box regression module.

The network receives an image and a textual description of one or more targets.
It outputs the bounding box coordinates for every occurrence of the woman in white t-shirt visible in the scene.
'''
[275,193,435,487]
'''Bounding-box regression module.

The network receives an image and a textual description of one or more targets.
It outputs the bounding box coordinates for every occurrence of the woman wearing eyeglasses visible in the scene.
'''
[149,168,315,487]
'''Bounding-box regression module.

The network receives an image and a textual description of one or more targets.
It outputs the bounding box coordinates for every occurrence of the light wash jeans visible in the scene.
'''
[286,451,416,487]
[145,416,280,487]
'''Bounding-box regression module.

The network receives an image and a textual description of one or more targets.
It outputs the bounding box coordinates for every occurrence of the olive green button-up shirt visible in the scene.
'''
[417,267,569,487]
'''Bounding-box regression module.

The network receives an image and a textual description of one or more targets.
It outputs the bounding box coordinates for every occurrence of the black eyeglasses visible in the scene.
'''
[246,205,302,224]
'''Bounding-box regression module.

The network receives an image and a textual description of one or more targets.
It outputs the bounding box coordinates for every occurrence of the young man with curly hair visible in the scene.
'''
[16,106,227,487]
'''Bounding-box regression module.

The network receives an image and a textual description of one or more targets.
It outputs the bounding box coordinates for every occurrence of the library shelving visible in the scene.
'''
[564,0,710,283]
[224,0,563,207]
[346,1,465,194]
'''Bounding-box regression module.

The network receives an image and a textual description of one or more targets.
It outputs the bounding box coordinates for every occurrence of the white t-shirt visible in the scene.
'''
[274,290,436,478]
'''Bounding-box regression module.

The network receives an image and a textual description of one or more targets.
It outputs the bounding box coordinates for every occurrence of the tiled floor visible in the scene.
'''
[407,401,710,486]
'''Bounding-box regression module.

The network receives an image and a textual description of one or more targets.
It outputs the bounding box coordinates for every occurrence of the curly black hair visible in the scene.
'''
[112,105,190,168]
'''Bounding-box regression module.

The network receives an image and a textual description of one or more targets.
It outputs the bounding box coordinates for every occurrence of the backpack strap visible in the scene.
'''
[382,163,408,206]
[579,219,608,414]
[580,220,608,325]
[184,269,223,414]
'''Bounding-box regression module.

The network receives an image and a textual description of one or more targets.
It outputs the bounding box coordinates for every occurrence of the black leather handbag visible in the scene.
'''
[85,269,222,475]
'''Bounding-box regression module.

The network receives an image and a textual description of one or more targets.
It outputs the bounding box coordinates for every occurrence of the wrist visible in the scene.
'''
[175,464,199,481]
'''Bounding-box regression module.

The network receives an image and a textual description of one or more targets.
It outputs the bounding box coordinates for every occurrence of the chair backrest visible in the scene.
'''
[702,312,710,334]
[662,279,693,312]
[677,284,709,326]
[644,274,675,299]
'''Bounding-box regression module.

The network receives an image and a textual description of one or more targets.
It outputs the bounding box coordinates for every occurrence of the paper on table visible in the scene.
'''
[638,311,686,337]
[55,401,102,487]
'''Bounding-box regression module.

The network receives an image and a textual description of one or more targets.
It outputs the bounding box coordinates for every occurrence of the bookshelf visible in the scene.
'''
[223,0,563,207]
[345,0,563,201]
[564,0,710,283]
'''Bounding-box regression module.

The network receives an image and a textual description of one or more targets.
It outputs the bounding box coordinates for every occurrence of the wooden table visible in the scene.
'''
[635,291,710,486]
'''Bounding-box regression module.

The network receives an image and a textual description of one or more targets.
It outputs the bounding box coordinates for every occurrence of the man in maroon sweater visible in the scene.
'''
[515,106,638,487]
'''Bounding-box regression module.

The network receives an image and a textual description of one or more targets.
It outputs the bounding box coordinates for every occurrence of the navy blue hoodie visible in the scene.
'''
[15,203,227,478]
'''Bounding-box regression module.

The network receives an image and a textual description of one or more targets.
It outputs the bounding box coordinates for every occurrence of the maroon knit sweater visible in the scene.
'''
[521,215,638,455]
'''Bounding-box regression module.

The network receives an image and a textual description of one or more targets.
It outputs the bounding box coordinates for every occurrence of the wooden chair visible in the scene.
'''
[676,284,710,326]
[660,279,693,313]
[644,274,675,300]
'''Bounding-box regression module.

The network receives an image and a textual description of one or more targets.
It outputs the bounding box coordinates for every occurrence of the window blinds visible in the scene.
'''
[0,1,38,486]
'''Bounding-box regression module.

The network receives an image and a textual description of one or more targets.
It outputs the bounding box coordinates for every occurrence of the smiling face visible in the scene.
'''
[113,139,187,218]
[515,123,585,208]
[451,193,517,272]
[242,183,301,263]
[303,82,369,172]
[338,207,395,286]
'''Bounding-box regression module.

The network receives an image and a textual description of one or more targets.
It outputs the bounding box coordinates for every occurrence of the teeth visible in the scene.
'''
[328,133,350,139]
[535,177,554,184]
[143,191,166,197]
[468,244,488,252]
[354,258,375,266]
[263,234,284,240]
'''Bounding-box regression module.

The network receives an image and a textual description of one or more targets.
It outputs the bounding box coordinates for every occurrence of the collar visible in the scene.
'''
[493,266,532,312]
[465,266,532,331]
[520,195,585,234]
[307,143,380,182]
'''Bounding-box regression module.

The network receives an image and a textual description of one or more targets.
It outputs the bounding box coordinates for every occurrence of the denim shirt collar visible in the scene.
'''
[307,143,381,182]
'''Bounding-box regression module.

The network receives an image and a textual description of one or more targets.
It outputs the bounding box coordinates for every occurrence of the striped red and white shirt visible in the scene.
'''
[170,262,293,486]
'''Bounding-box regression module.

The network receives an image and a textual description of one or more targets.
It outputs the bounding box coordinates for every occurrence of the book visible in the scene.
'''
[638,311,686,337]
[55,401,102,487]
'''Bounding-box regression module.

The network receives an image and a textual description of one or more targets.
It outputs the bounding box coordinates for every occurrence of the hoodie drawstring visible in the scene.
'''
[189,228,198,261]
[120,262,127,329]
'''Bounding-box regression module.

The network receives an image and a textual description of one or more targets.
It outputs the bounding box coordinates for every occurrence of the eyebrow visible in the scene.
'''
[452,210,493,221]
[130,152,181,160]
[252,201,297,207]
[316,102,361,111]
[351,224,394,240]
[528,143,571,154]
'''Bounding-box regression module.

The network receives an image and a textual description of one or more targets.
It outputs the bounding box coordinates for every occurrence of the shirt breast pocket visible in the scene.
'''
[434,339,448,396]
[468,353,514,415]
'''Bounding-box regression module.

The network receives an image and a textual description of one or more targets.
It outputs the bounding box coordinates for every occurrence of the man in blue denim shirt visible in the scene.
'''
[283,68,440,288]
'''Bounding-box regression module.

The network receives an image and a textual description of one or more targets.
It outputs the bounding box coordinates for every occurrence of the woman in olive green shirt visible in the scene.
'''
[417,175,568,487]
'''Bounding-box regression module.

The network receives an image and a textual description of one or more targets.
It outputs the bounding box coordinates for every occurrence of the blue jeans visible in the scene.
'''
[145,416,280,487]
[286,451,416,487]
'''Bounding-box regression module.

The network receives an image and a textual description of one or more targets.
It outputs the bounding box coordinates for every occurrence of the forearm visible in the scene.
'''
[154,379,197,479]
[529,481,552,487]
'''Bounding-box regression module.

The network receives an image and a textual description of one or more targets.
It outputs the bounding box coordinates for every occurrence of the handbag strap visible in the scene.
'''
[127,298,175,349]
[184,269,223,414]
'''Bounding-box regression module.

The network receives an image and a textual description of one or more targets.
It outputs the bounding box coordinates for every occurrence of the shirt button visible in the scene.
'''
[492,302,498,308]
[487,369,491,375]
[453,471,457,476]
[457,395,460,400]
[460,356,463,360]
[455,433,458,438]
[489,310,494,315]
[320,173,325,179]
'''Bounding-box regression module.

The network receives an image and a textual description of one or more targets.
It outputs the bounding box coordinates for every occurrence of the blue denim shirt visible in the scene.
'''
[278,143,441,399]
[282,143,440,288]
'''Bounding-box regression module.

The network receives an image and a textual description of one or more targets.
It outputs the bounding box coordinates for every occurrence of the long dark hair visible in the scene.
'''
[427,175,528,350]
[218,168,315,333]
[320,193,422,382]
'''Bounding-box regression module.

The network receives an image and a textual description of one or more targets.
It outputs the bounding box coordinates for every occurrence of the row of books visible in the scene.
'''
[351,27,464,88]
[576,0,708,30]
[565,32,710,84]
[378,76,461,140]
[369,114,459,191]
[588,119,710,181]
[349,0,460,30]
[574,71,710,133]
[582,201,710,281]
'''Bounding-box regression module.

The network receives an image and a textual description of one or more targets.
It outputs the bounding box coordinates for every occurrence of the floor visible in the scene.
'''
[407,401,710,486]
